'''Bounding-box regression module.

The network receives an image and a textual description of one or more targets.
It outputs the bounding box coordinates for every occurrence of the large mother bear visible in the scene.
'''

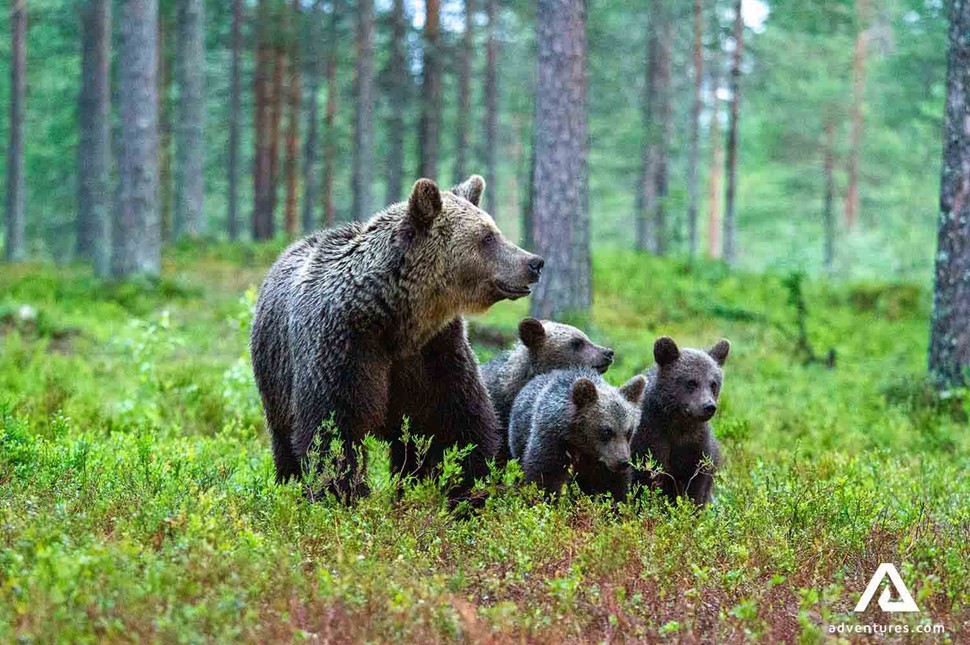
[251,176,543,500]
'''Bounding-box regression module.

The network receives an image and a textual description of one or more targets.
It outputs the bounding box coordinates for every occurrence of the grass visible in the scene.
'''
[1,243,968,643]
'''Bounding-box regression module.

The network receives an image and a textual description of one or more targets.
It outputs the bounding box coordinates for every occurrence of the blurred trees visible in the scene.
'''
[174,0,205,239]
[351,0,373,221]
[530,0,590,320]
[418,0,441,181]
[722,0,743,268]
[5,0,26,262]
[227,0,243,240]
[928,0,970,388]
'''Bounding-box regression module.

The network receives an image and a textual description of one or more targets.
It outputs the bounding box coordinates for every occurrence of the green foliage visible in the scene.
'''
[0,247,967,640]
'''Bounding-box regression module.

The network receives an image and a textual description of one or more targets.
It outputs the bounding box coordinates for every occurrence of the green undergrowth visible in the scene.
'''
[1,243,967,642]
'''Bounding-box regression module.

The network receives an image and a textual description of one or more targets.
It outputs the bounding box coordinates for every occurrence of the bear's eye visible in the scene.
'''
[710,380,719,394]
[599,427,613,442]
[571,338,584,351]
[685,379,699,391]
[481,231,496,247]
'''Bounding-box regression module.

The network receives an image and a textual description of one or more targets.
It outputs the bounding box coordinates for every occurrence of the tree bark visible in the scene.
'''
[384,0,407,205]
[823,119,836,272]
[844,0,870,230]
[268,7,287,221]
[174,0,206,239]
[284,0,301,236]
[158,16,172,244]
[114,0,161,278]
[4,0,26,262]
[483,0,500,218]
[321,3,339,227]
[637,0,671,255]
[453,0,474,184]
[928,0,970,388]
[418,0,441,180]
[706,97,723,259]
[723,0,744,267]
[529,0,590,320]
[252,0,276,240]
[227,0,243,240]
[352,0,374,220]
[301,0,324,233]
[686,0,703,258]
[77,0,112,275]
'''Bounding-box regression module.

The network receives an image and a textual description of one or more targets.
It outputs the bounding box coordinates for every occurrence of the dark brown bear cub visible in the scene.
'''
[630,337,730,506]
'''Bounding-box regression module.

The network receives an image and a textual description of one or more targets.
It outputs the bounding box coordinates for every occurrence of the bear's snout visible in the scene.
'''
[527,255,545,281]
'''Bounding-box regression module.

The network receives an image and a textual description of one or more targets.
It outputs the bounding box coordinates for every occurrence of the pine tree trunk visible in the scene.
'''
[269,11,287,221]
[252,0,275,240]
[114,0,161,278]
[823,119,836,272]
[928,0,970,388]
[321,3,339,227]
[483,0,500,218]
[175,0,206,239]
[385,0,407,205]
[227,0,243,240]
[77,0,112,275]
[529,0,590,320]
[4,0,26,262]
[158,17,172,244]
[453,0,474,184]
[686,0,703,258]
[706,99,723,259]
[301,0,324,233]
[418,0,441,180]
[284,0,301,236]
[723,0,744,267]
[637,0,671,255]
[352,0,374,220]
[844,0,869,230]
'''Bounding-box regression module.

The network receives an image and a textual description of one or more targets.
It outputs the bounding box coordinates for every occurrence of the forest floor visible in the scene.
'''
[1,243,968,643]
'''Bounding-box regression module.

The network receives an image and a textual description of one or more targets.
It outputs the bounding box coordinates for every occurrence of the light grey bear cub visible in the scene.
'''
[509,368,646,498]
[481,318,614,464]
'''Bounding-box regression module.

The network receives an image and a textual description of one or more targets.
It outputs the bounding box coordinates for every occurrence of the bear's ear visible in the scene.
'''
[709,339,730,366]
[571,377,598,408]
[619,375,646,405]
[518,317,546,348]
[407,178,443,231]
[452,175,485,207]
[653,336,680,367]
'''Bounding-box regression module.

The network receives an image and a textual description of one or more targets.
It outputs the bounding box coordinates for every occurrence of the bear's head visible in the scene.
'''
[404,176,543,314]
[518,317,614,374]
[567,373,646,473]
[651,337,730,422]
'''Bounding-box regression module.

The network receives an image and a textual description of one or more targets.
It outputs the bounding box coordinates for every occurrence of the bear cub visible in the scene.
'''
[509,368,646,499]
[481,317,615,463]
[630,336,730,506]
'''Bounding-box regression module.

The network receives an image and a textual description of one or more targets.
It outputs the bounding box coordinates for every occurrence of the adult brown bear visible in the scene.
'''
[250,176,543,500]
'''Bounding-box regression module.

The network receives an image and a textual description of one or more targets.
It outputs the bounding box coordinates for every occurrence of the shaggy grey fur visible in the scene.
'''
[251,176,544,500]
[630,337,730,506]
[508,368,646,498]
[480,317,614,464]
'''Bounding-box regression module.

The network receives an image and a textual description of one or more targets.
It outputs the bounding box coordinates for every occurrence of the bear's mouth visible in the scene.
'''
[494,281,533,300]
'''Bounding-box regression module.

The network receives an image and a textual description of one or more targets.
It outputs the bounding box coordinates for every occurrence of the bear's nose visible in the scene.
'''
[603,348,615,361]
[703,402,717,416]
[528,256,545,278]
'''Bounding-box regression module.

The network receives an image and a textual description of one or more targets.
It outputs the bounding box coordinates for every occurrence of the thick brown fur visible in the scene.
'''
[480,318,614,464]
[250,176,543,500]
[630,337,730,506]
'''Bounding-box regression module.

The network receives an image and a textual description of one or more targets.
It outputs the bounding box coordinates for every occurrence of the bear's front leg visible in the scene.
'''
[291,351,389,502]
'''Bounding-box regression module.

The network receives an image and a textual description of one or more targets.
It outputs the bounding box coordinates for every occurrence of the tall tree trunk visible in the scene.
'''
[928,0,970,388]
[823,119,836,272]
[158,16,172,244]
[686,0,703,258]
[385,0,407,205]
[722,0,744,267]
[352,0,374,220]
[418,0,441,180]
[637,0,671,255]
[114,0,160,278]
[252,0,276,240]
[77,0,112,275]
[301,0,324,233]
[268,8,287,221]
[4,0,26,262]
[175,0,206,239]
[227,0,243,240]
[321,2,339,227]
[529,0,589,320]
[453,0,474,184]
[483,0,500,218]
[706,98,723,259]
[284,0,301,236]
[844,0,870,230]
